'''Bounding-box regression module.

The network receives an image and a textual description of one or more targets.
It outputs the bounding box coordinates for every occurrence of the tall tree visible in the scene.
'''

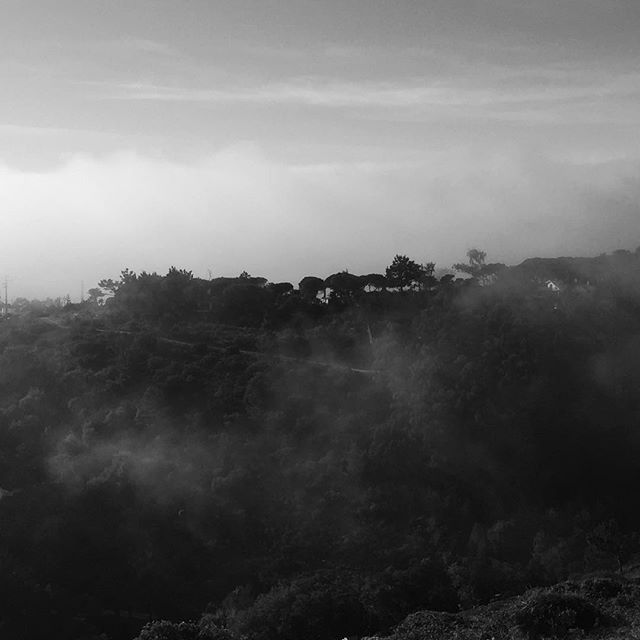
[385,255,430,291]
[454,249,504,284]
[453,248,487,277]
[324,271,364,301]
[298,276,326,300]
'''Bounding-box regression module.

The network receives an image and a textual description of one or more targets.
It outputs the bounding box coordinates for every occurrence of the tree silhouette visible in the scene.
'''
[454,249,505,284]
[324,271,363,301]
[453,248,487,277]
[298,276,326,300]
[385,255,429,290]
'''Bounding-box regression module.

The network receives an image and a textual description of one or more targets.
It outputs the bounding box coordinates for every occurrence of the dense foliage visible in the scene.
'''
[1,249,640,639]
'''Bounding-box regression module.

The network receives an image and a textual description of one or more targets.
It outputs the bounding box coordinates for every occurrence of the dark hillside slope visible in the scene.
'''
[384,573,640,640]
[1,251,640,639]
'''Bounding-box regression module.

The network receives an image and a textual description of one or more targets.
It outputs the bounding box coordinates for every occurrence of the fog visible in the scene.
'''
[1,142,639,299]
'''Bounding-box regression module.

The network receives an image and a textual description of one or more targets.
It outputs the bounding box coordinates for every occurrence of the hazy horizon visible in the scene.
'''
[2,0,640,299]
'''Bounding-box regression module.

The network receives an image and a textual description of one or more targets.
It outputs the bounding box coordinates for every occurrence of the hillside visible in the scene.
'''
[1,250,640,640]
[383,572,640,640]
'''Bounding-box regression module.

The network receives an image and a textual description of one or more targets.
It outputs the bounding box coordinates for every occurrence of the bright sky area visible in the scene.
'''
[1,0,640,298]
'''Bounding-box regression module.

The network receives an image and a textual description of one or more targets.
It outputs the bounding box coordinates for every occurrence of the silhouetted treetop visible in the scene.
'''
[385,254,432,290]
[299,276,326,300]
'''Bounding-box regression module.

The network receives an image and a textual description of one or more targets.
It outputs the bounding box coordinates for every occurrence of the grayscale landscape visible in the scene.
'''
[1,2,640,639]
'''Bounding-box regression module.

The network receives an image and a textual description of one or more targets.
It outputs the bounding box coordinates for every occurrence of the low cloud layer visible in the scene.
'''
[1,142,639,299]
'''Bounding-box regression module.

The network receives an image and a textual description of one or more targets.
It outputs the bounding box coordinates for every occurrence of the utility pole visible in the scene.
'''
[3,277,8,317]
[81,280,84,303]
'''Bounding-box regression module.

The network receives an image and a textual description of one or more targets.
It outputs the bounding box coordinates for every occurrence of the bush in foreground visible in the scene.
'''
[515,592,602,639]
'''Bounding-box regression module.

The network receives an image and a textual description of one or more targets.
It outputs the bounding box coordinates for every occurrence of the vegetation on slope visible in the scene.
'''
[1,249,640,640]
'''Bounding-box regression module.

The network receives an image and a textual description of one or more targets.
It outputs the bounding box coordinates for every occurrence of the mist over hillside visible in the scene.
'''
[5,2,640,638]
[1,248,640,639]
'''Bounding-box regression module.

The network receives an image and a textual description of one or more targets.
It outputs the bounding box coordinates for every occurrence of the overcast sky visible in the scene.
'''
[1,0,640,298]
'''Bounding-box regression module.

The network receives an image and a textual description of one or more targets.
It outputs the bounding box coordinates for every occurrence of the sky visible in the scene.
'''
[1,0,640,299]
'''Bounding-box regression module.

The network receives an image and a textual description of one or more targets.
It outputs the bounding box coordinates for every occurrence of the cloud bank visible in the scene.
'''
[1,142,639,299]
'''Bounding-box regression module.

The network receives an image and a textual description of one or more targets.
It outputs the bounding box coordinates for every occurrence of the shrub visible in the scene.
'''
[516,592,601,639]
[135,620,198,640]
[581,576,623,599]
[234,572,372,640]
[135,618,239,640]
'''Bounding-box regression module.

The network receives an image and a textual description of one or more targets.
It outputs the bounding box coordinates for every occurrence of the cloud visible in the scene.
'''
[102,78,601,107]
[108,37,182,57]
[94,70,640,127]
[0,142,639,299]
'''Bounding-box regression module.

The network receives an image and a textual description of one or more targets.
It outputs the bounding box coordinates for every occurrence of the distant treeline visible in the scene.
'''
[67,246,639,326]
